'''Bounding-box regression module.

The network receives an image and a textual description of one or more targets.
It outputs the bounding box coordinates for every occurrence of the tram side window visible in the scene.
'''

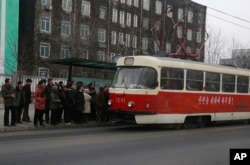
[222,74,235,93]
[160,68,184,90]
[186,70,203,91]
[205,72,220,92]
[237,76,249,93]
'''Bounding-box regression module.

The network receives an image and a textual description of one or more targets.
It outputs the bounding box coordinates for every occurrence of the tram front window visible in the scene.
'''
[112,67,157,89]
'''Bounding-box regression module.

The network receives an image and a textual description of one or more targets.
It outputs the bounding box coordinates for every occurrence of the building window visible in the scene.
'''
[143,0,150,11]
[167,5,173,18]
[59,70,68,78]
[198,13,203,24]
[112,8,118,23]
[82,49,89,59]
[60,46,70,59]
[110,53,117,63]
[41,17,51,32]
[62,0,72,11]
[127,0,132,6]
[177,26,182,38]
[120,11,125,25]
[187,29,192,41]
[81,0,90,16]
[132,35,137,48]
[133,15,138,27]
[119,32,124,45]
[125,34,131,47]
[98,29,106,42]
[178,8,184,21]
[97,51,105,61]
[154,40,160,52]
[80,25,89,39]
[165,42,171,53]
[196,31,201,43]
[99,6,107,20]
[134,0,139,7]
[41,0,51,6]
[155,1,162,15]
[111,31,117,45]
[39,68,49,77]
[142,38,148,50]
[186,47,191,53]
[61,21,71,36]
[40,42,50,57]
[120,0,125,3]
[126,13,131,27]
[188,10,193,23]
[143,17,149,30]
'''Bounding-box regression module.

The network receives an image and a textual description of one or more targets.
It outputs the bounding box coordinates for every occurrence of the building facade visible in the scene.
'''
[0,0,19,74]
[19,0,206,78]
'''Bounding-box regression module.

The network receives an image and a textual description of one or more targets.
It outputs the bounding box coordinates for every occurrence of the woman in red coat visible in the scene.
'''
[34,80,46,127]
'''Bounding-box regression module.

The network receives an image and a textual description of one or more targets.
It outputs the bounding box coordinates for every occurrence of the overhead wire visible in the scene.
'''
[207,14,250,30]
[208,7,250,24]
[205,6,250,30]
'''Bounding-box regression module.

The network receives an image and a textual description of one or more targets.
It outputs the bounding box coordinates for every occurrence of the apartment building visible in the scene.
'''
[19,0,206,78]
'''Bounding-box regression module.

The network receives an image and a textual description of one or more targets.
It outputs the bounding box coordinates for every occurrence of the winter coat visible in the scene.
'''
[74,90,85,112]
[1,84,16,107]
[50,86,63,110]
[64,88,76,110]
[23,84,32,104]
[88,88,96,105]
[95,91,105,109]
[44,84,53,109]
[34,86,46,110]
[15,86,25,107]
[83,93,91,114]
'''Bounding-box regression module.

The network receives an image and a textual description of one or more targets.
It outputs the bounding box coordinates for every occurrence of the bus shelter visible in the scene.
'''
[49,58,117,81]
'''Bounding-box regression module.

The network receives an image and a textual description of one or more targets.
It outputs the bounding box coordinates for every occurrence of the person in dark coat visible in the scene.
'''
[1,78,16,127]
[22,78,32,122]
[73,82,85,124]
[95,87,106,124]
[57,81,65,123]
[64,81,76,125]
[44,78,54,124]
[50,86,63,126]
[15,81,25,124]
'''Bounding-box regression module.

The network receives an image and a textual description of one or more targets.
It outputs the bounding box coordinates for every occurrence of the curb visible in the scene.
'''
[0,122,104,133]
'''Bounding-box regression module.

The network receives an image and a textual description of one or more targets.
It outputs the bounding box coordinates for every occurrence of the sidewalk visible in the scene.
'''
[0,104,99,133]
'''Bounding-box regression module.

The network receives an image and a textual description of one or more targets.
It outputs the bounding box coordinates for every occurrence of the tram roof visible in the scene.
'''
[49,58,117,70]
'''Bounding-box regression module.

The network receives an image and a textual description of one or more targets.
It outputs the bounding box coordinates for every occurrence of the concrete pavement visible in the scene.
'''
[0,104,99,133]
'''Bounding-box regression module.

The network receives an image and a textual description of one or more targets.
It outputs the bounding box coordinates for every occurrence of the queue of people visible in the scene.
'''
[1,78,111,127]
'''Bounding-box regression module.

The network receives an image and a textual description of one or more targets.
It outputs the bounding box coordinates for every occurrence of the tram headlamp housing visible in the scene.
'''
[128,101,134,108]
[108,99,112,106]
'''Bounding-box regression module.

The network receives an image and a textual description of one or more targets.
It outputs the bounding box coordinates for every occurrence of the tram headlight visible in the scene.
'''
[108,99,112,106]
[128,101,134,108]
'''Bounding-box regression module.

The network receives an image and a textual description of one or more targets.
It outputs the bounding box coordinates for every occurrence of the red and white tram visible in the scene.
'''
[108,56,250,127]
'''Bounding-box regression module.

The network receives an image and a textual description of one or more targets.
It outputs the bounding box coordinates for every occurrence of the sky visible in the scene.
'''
[192,0,250,47]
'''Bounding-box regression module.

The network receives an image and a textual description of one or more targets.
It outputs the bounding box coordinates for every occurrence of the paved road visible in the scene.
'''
[0,124,249,165]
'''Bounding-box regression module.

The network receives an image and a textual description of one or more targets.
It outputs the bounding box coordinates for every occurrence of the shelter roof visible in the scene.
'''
[49,58,117,70]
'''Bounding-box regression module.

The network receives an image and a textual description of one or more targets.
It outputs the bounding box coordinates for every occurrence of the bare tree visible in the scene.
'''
[204,26,228,64]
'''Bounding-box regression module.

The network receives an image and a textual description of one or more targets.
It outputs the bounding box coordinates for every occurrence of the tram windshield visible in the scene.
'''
[112,66,158,89]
